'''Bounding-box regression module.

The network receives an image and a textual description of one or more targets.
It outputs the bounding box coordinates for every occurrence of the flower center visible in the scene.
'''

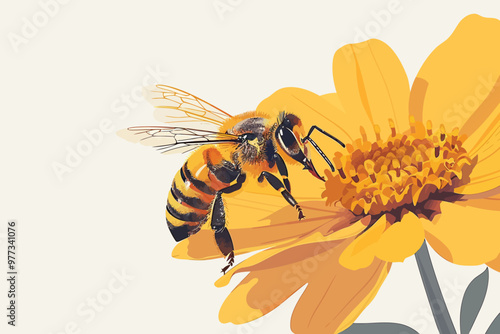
[327,117,473,219]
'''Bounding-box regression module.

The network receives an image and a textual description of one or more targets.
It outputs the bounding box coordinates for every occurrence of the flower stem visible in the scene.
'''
[415,241,457,334]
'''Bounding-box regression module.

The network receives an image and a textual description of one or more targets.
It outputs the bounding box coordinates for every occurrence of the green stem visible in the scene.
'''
[415,241,457,334]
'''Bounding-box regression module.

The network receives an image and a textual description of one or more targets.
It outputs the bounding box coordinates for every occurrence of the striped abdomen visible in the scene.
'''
[167,146,240,241]
[166,160,216,241]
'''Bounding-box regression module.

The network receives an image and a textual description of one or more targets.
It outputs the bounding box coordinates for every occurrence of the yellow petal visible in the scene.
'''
[339,215,388,270]
[460,192,500,211]
[456,105,500,195]
[218,237,390,332]
[333,39,410,137]
[173,196,355,260]
[463,104,500,156]
[216,218,367,288]
[291,239,390,334]
[375,211,425,262]
[218,235,363,323]
[412,14,500,134]
[455,171,500,196]
[337,262,391,333]
[218,260,309,325]
[219,278,264,324]
[321,92,374,141]
[422,201,500,265]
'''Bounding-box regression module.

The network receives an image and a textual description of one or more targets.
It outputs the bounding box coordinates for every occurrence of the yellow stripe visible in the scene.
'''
[167,192,209,215]
[165,207,186,227]
[173,169,213,202]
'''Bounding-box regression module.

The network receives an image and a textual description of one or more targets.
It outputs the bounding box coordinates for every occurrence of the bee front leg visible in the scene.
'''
[258,171,305,220]
[211,193,234,275]
[273,153,291,192]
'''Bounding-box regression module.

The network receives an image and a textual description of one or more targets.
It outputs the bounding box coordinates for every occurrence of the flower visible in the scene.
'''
[172,14,500,334]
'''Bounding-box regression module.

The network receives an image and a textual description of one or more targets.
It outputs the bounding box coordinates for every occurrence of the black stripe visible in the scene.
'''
[167,221,198,242]
[180,166,187,183]
[171,183,211,211]
[170,187,179,202]
[182,163,216,195]
[166,201,206,222]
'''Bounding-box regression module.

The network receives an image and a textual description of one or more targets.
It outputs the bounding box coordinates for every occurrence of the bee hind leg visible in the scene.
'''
[221,251,234,275]
[211,193,235,274]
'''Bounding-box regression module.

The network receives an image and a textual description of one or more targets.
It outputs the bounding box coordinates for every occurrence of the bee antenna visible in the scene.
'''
[278,111,287,124]
[303,125,346,172]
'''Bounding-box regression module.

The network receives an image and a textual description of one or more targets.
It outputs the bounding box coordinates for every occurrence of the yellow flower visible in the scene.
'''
[172,14,500,334]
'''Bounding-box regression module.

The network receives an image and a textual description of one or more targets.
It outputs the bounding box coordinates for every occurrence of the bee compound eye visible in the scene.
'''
[280,128,297,147]
[276,127,301,156]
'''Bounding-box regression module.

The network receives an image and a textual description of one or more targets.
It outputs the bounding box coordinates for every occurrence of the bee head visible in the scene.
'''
[275,112,323,181]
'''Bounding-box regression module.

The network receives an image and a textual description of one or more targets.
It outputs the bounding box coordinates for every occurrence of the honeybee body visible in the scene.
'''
[119,85,343,274]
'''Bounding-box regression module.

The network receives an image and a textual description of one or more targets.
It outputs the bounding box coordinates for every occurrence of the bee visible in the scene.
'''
[118,85,344,274]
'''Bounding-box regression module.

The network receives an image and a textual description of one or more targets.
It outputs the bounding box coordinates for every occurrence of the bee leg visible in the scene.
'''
[221,252,234,275]
[212,173,247,274]
[258,171,305,220]
[219,173,246,194]
[273,153,291,192]
[211,193,235,274]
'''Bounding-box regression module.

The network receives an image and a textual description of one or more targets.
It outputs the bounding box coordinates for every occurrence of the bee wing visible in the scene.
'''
[117,126,239,155]
[143,85,233,130]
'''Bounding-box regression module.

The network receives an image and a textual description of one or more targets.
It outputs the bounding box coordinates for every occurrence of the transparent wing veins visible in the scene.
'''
[118,126,239,155]
[145,85,233,128]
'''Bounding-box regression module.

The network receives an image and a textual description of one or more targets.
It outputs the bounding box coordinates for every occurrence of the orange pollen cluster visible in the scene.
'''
[330,117,473,217]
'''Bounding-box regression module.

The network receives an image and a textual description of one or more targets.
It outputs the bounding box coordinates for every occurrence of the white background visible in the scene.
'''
[1,1,500,333]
